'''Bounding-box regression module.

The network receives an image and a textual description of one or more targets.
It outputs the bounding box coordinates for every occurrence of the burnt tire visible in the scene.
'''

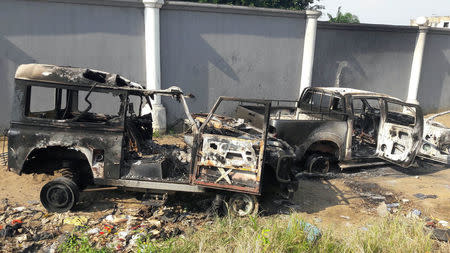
[226,193,259,217]
[40,177,79,213]
[305,154,330,174]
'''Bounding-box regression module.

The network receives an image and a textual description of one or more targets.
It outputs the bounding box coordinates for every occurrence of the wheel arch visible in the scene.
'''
[21,146,94,186]
[306,140,340,159]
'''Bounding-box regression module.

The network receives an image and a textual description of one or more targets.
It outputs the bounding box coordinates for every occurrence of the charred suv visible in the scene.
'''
[237,87,426,172]
[8,64,297,215]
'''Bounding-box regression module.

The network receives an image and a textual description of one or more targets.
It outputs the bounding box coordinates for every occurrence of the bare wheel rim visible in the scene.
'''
[308,155,330,174]
[229,194,255,216]
[40,178,77,212]
[46,185,71,208]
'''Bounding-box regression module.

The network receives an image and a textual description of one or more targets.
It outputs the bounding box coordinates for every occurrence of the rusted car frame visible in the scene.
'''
[8,64,297,215]
[236,87,425,171]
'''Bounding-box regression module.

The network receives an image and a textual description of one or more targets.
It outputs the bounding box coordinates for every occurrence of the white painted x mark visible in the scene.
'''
[215,167,232,184]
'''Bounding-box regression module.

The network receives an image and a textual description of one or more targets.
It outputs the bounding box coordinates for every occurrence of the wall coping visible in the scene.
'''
[318,21,419,33]
[428,27,450,35]
[25,0,312,18]
[162,1,310,18]
[25,0,144,8]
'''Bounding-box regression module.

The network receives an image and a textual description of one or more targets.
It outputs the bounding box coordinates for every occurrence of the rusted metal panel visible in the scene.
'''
[94,178,205,193]
[197,134,259,171]
[192,97,272,195]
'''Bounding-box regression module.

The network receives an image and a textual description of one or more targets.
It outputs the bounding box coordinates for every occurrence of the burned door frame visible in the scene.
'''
[190,97,271,195]
[347,95,382,159]
[376,98,423,167]
[346,95,423,166]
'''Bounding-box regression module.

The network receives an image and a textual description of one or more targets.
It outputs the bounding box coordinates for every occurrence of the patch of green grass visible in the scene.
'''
[58,234,112,253]
[152,130,161,138]
[136,214,436,253]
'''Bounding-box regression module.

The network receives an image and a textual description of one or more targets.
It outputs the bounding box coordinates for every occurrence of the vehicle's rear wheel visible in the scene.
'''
[305,154,330,174]
[40,177,79,213]
[226,193,259,217]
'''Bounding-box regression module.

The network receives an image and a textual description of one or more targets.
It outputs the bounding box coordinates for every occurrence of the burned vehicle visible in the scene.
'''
[7,64,298,215]
[236,87,425,172]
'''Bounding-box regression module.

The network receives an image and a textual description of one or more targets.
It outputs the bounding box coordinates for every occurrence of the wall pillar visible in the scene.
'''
[143,0,166,133]
[407,26,429,105]
[299,10,321,97]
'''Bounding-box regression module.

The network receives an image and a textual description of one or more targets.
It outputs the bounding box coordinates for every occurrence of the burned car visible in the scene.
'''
[236,87,425,172]
[7,64,298,215]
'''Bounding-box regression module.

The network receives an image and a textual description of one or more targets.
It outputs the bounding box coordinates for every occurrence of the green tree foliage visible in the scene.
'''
[327,6,360,23]
[179,0,320,10]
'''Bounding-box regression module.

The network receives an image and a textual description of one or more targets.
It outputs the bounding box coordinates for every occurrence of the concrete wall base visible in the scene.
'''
[151,103,166,133]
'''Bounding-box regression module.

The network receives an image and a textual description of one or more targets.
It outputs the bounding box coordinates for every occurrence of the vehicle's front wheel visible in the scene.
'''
[305,153,330,174]
[40,177,79,213]
[226,193,259,217]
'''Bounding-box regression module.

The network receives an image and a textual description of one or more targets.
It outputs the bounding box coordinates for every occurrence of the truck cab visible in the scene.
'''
[236,87,424,172]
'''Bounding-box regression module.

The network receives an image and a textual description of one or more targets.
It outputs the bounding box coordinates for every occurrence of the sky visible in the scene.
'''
[318,0,450,25]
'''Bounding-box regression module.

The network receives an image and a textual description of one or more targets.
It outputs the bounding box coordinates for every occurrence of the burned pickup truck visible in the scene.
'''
[237,87,427,172]
[7,64,298,215]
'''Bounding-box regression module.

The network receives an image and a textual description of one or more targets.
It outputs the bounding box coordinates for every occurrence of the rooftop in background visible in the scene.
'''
[410,16,450,28]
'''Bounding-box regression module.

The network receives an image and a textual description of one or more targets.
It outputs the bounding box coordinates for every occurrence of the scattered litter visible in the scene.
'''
[386,203,400,208]
[16,234,28,243]
[340,215,350,220]
[401,199,410,203]
[376,202,389,217]
[102,224,114,234]
[63,216,88,226]
[27,200,39,205]
[105,215,114,222]
[288,219,321,243]
[118,231,129,240]
[313,217,322,223]
[426,220,437,228]
[360,227,369,231]
[147,219,162,228]
[360,192,386,201]
[150,229,160,236]
[129,233,145,247]
[407,209,422,219]
[415,176,420,179]
[113,215,129,224]
[430,228,449,242]
[12,219,23,225]
[412,209,421,216]
[0,223,22,238]
[438,220,448,227]
[32,232,56,241]
[87,228,100,235]
[413,193,437,200]
[13,206,26,212]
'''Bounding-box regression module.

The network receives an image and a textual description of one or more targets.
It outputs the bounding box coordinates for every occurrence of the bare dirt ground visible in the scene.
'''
[291,163,450,229]
[426,111,450,126]
[1,161,449,250]
[1,130,449,251]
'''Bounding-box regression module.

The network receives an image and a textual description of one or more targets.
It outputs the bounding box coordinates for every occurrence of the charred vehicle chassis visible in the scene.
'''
[8,64,298,215]
[236,87,430,171]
